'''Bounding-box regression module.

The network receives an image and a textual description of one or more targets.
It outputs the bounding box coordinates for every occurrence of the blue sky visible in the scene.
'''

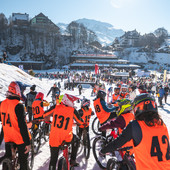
[0,0,170,34]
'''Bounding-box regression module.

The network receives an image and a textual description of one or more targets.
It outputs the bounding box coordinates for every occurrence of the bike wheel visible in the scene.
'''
[58,157,68,170]
[1,158,12,170]
[92,136,110,169]
[83,131,90,159]
[92,117,102,135]
[107,158,119,170]
[34,129,41,154]
[28,137,34,170]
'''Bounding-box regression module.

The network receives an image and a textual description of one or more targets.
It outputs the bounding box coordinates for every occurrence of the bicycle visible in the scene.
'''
[76,126,91,160]
[0,141,34,170]
[57,141,74,170]
[106,147,136,170]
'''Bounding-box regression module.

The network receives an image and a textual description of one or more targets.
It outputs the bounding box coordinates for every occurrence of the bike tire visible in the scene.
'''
[28,137,34,170]
[1,158,12,170]
[92,117,102,135]
[34,129,41,154]
[107,158,119,170]
[58,157,68,170]
[92,136,108,169]
[83,131,90,159]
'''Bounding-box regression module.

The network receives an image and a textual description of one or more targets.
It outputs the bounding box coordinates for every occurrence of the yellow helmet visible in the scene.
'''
[117,99,132,116]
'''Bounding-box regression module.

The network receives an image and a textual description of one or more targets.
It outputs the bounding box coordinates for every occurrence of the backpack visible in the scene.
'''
[27,93,36,107]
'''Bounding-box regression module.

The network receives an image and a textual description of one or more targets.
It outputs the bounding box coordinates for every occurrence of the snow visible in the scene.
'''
[0,63,170,170]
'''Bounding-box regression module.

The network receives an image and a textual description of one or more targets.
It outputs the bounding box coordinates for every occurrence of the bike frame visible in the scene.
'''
[63,145,70,170]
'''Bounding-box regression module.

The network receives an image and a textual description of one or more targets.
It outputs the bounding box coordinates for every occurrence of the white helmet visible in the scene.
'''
[121,84,128,93]
[61,94,79,107]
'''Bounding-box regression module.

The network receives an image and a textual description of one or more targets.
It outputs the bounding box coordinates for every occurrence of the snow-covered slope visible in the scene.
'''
[57,18,124,45]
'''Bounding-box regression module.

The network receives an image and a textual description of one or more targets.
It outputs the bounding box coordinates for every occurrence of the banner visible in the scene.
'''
[163,70,167,82]
[95,64,99,74]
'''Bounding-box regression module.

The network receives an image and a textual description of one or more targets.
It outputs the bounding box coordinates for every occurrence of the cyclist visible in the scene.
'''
[25,85,37,122]
[93,90,117,136]
[32,92,45,120]
[77,99,94,145]
[100,93,170,169]
[99,99,134,155]
[110,86,121,106]
[0,81,31,170]
[43,93,84,169]
[46,83,60,105]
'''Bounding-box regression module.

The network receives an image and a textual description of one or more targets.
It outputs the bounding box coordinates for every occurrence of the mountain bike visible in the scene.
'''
[0,141,34,170]
[57,141,74,170]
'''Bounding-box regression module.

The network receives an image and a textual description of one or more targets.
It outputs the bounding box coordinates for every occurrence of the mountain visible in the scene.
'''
[57,18,124,45]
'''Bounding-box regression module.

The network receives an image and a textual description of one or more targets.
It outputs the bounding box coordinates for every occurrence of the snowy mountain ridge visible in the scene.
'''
[57,18,124,45]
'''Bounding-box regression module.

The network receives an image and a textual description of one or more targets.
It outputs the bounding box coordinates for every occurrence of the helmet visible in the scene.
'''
[97,90,106,99]
[133,93,157,118]
[35,92,44,100]
[61,94,79,107]
[117,99,132,116]
[7,81,21,98]
[81,99,90,107]
[121,84,128,93]
[114,86,120,91]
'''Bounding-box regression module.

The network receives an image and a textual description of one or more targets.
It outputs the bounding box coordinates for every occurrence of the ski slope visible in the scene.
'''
[0,63,169,170]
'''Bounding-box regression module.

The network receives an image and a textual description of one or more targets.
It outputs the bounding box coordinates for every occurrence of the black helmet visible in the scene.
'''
[133,93,157,118]
[97,90,106,99]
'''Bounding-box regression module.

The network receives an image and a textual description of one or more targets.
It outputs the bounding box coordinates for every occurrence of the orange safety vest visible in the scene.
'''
[79,108,92,128]
[134,121,170,170]
[1,99,27,144]
[32,100,44,119]
[120,92,129,99]
[93,98,110,124]
[118,112,135,154]
[49,104,75,147]
[112,94,121,106]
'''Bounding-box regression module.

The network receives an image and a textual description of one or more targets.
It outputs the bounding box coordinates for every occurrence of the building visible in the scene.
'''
[12,13,29,26]
[114,30,140,48]
[67,53,140,70]
[30,13,59,32]
[9,61,45,70]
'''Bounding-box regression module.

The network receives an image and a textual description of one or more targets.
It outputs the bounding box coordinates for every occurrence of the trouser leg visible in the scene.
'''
[71,135,79,161]
[49,146,59,170]
[17,143,29,170]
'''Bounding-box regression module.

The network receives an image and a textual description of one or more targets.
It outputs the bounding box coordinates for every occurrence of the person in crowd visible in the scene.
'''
[128,84,136,101]
[138,84,147,94]
[158,85,165,107]
[46,83,60,105]
[25,85,37,122]
[43,94,84,169]
[100,93,170,169]
[93,90,117,136]
[0,81,31,169]
[2,51,7,62]
[120,84,129,99]
[78,84,83,95]
[164,84,169,103]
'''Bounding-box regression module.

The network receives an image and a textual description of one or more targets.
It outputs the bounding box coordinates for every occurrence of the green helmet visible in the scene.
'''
[117,99,133,116]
